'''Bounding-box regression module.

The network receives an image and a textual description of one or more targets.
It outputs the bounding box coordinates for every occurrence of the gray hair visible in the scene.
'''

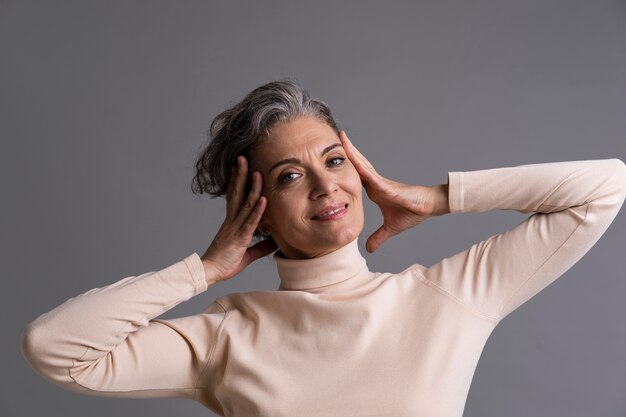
[190,78,341,239]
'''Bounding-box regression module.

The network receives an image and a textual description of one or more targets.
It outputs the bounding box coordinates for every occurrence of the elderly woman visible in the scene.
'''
[21,80,626,417]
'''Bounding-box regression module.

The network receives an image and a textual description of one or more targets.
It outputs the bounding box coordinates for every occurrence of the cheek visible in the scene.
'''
[265,193,308,225]
[346,171,363,197]
[344,163,360,182]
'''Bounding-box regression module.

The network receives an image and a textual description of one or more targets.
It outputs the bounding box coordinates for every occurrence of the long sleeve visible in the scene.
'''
[423,158,626,322]
[20,252,227,401]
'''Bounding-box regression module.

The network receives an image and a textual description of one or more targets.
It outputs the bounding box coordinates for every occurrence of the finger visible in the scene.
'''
[226,156,248,219]
[245,237,278,263]
[236,170,263,221]
[366,224,392,253]
[225,156,239,198]
[239,190,267,238]
[339,131,376,171]
[339,131,379,185]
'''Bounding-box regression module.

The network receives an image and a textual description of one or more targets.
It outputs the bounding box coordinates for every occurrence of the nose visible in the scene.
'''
[309,170,338,200]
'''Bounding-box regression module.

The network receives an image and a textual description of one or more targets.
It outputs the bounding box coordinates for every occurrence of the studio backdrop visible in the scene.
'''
[2,1,625,416]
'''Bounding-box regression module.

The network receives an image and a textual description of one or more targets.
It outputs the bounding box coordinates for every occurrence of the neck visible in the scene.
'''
[273,237,375,293]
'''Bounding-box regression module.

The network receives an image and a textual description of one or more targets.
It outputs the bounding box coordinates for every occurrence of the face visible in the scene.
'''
[250,116,364,259]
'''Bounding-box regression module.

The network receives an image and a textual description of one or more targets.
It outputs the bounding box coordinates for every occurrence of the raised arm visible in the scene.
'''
[21,154,276,401]
[424,158,626,322]
[20,254,225,399]
[339,133,626,322]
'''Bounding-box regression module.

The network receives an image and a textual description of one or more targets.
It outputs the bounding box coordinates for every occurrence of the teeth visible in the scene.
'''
[317,205,346,219]
[321,208,341,217]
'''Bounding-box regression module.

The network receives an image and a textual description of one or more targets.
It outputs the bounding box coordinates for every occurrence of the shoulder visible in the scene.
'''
[205,289,296,315]
[376,262,427,278]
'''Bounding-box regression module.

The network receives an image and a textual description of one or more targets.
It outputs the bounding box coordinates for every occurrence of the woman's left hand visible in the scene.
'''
[339,131,436,253]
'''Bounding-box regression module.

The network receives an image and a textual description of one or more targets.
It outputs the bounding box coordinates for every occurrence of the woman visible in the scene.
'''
[21,80,626,417]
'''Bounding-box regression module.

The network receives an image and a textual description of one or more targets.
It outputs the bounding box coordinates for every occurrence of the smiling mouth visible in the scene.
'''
[311,204,349,221]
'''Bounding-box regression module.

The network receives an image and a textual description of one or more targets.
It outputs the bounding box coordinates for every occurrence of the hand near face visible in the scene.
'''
[201,156,278,282]
[339,131,435,253]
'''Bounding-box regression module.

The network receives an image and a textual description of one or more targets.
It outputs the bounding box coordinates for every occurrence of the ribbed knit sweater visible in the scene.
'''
[21,159,626,417]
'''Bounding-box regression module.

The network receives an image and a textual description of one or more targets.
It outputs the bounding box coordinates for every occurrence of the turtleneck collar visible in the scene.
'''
[274,237,373,291]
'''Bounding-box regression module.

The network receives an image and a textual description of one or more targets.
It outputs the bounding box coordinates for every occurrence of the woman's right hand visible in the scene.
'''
[200,155,278,283]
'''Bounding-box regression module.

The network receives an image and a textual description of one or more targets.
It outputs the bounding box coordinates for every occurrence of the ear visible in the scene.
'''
[256,220,270,235]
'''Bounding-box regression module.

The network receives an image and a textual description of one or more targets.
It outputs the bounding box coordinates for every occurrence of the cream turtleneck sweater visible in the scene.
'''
[21,159,626,417]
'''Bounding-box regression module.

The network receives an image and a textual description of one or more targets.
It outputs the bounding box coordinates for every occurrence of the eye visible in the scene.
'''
[278,172,301,184]
[328,157,345,166]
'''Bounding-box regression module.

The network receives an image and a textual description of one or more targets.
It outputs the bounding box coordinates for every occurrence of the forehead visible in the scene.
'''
[255,116,339,166]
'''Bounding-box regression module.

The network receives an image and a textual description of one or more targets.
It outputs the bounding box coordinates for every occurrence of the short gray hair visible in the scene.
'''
[191,79,341,200]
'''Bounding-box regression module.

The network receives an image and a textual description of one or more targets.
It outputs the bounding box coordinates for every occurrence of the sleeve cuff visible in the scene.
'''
[183,253,209,295]
[447,171,464,214]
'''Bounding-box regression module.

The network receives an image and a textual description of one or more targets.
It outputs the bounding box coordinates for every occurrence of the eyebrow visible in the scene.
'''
[268,143,343,174]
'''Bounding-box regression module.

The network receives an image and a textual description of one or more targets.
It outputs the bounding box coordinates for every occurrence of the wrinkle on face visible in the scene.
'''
[250,116,364,259]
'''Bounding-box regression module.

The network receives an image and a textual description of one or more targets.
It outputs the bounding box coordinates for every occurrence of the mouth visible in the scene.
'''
[311,203,349,221]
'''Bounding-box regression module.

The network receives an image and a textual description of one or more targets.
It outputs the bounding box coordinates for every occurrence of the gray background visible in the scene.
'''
[2,1,625,416]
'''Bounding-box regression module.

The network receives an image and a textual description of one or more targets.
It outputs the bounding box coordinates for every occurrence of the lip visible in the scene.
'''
[311,203,349,221]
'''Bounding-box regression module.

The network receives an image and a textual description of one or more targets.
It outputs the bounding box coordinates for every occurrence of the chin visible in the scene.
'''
[277,214,364,258]
[323,227,360,249]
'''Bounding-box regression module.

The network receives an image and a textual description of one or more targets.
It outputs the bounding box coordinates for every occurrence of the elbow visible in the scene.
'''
[20,318,67,385]
[21,320,103,395]
[611,157,626,178]
[608,158,626,199]
[609,157,626,175]
[21,320,50,377]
